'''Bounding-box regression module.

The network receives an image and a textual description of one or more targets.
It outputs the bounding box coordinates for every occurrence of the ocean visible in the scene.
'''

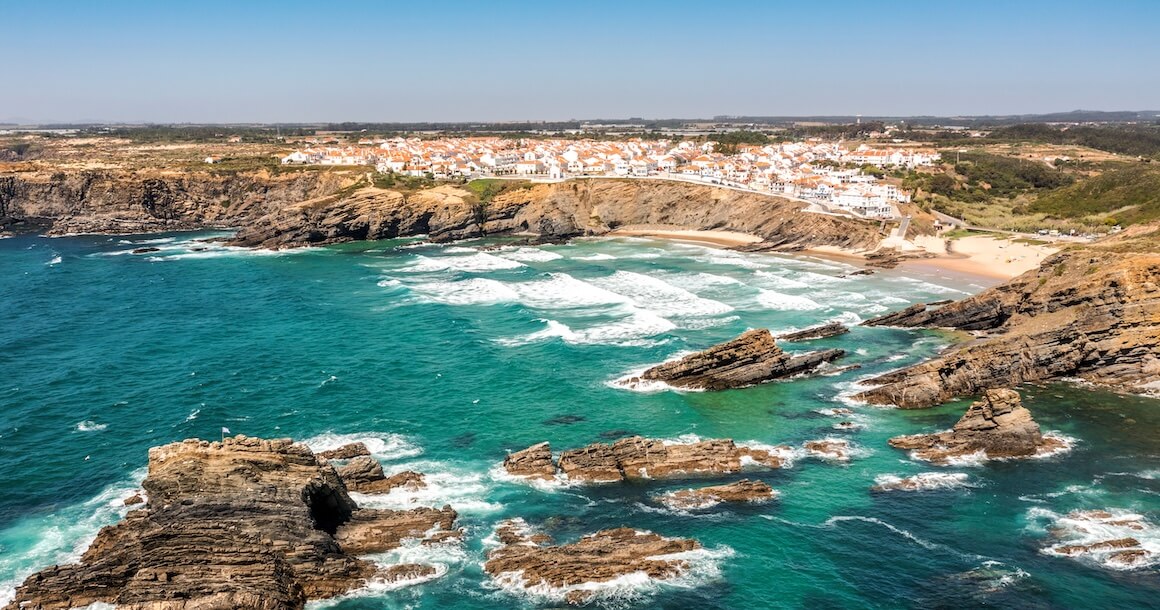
[0,231,1157,609]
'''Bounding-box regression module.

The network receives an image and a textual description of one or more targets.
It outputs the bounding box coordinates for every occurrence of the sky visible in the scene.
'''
[3,0,1159,123]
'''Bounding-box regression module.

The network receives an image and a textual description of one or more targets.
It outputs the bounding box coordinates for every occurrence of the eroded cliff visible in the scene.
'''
[855,226,1160,408]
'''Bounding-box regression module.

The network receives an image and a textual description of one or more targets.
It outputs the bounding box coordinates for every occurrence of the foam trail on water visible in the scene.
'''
[589,271,734,318]
[301,432,423,461]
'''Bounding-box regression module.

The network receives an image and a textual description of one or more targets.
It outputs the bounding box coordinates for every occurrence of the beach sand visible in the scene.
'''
[901,235,1058,280]
[607,225,763,248]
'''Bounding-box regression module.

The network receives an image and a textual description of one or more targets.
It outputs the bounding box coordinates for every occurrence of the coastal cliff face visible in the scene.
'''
[1,169,881,251]
[5,436,459,610]
[0,169,348,235]
[856,230,1160,408]
[227,179,883,250]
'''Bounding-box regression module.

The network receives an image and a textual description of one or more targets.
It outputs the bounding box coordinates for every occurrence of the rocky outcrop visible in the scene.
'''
[631,329,845,390]
[484,521,701,605]
[855,237,1160,407]
[503,436,788,483]
[803,439,855,462]
[0,169,348,236]
[229,179,882,250]
[776,322,849,342]
[336,457,426,494]
[655,479,776,510]
[5,436,458,610]
[1042,510,1156,570]
[502,441,556,480]
[887,389,1062,463]
[318,442,372,460]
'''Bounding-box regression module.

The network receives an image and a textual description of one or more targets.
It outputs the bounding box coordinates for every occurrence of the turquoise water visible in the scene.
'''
[0,231,1157,608]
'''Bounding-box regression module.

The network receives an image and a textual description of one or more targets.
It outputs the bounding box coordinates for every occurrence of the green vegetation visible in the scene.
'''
[943,151,1074,201]
[372,171,438,191]
[711,131,770,155]
[1028,164,1160,226]
[465,178,532,204]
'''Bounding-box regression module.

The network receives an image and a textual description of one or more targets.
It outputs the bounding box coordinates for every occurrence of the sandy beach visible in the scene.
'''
[607,225,764,248]
[900,235,1058,280]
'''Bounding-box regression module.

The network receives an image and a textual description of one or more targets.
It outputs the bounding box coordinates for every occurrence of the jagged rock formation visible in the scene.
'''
[856,233,1160,407]
[1043,510,1156,569]
[502,441,556,480]
[631,329,845,390]
[776,322,849,342]
[803,439,854,462]
[228,179,882,250]
[887,389,1062,463]
[318,441,372,460]
[484,520,701,605]
[655,479,776,510]
[503,436,789,483]
[5,436,458,610]
[0,170,347,236]
[336,457,426,494]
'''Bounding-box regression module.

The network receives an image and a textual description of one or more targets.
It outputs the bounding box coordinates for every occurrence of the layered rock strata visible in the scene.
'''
[855,237,1160,407]
[336,457,426,494]
[5,436,458,610]
[655,479,777,510]
[503,436,789,483]
[887,389,1061,463]
[776,322,850,342]
[484,521,701,605]
[632,329,844,390]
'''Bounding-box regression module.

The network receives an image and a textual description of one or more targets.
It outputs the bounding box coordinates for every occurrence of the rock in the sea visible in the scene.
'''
[871,472,971,492]
[655,479,777,510]
[804,439,854,462]
[6,436,458,610]
[484,520,701,605]
[318,441,372,460]
[502,441,556,480]
[631,329,844,390]
[776,322,849,342]
[336,457,426,493]
[504,436,789,483]
[887,389,1061,463]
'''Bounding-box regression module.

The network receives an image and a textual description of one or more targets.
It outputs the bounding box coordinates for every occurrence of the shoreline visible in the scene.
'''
[606,225,763,248]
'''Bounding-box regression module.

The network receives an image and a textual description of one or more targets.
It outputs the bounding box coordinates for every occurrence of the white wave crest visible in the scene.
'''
[350,463,502,514]
[589,271,734,318]
[402,252,524,273]
[1028,507,1159,570]
[873,472,972,492]
[75,420,107,432]
[301,432,423,461]
[755,289,823,311]
[409,277,519,306]
[498,247,563,262]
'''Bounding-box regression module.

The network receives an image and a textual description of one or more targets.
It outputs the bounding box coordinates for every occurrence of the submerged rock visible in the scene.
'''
[6,436,458,610]
[484,520,701,605]
[777,322,849,342]
[871,472,972,492]
[655,479,777,510]
[503,436,789,483]
[887,389,1062,463]
[632,329,844,390]
[318,441,372,460]
[1039,509,1157,570]
[804,439,854,462]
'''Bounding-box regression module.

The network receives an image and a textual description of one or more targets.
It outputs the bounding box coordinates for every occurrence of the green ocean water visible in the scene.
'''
[0,231,1157,609]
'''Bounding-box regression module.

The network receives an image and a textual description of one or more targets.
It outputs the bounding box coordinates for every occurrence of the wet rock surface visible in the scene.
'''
[856,244,1160,407]
[655,479,777,510]
[5,436,459,610]
[632,329,845,390]
[484,520,701,605]
[503,436,787,483]
[887,389,1060,463]
[336,457,426,494]
[318,441,372,460]
[776,322,850,342]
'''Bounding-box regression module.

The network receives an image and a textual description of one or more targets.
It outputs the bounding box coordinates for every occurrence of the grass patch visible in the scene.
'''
[1029,164,1160,226]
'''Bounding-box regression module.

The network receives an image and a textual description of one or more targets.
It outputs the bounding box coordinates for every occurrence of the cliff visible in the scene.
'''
[5,436,459,610]
[0,168,350,236]
[855,226,1160,408]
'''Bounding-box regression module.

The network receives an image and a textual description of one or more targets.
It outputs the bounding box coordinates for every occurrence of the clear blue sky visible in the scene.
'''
[3,0,1158,123]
